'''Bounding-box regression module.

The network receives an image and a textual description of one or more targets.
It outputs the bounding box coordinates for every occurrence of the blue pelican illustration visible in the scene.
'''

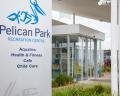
[30,0,46,16]
[7,0,46,24]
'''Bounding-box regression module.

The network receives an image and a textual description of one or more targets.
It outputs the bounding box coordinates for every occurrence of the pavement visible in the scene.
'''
[77,77,111,86]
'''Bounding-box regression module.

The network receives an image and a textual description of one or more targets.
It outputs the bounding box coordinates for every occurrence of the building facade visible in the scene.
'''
[52,24,105,80]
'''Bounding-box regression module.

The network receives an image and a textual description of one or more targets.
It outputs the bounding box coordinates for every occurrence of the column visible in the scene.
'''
[99,41,102,77]
[94,39,97,78]
[67,35,70,76]
[111,0,120,95]
[90,39,92,78]
[74,42,77,79]
[72,46,74,77]
[60,46,63,73]
[79,37,84,80]
[85,38,88,79]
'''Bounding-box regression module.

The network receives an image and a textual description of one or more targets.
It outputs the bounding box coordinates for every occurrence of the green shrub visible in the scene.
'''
[52,80,58,88]
[52,85,111,96]
[52,74,73,87]
[93,85,105,94]
[102,66,111,73]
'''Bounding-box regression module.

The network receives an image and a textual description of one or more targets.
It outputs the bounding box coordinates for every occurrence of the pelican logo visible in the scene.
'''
[7,0,46,25]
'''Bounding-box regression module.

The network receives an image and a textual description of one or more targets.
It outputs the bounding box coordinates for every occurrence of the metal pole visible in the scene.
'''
[81,38,84,80]
[94,39,97,79]
[67,35,70,76]
[90,39,92,78]
[60,45,63,73]
[99,41,102,77]
[72,46,74,77]
[85,38,88,79]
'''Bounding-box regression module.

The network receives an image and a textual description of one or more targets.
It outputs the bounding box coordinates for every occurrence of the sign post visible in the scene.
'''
[0,0,52,96]
[111,0,120,95]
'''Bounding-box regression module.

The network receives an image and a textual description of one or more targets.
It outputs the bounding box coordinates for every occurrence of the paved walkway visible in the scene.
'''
[78,78,111,86]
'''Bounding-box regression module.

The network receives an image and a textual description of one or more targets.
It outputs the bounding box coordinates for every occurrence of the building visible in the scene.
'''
[52,24,105,80]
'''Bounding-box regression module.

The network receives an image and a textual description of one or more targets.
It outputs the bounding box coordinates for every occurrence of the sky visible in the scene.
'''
[52,11,111,50]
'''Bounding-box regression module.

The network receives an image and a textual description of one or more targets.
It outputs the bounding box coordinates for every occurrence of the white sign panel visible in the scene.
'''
[0,0,51,96]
